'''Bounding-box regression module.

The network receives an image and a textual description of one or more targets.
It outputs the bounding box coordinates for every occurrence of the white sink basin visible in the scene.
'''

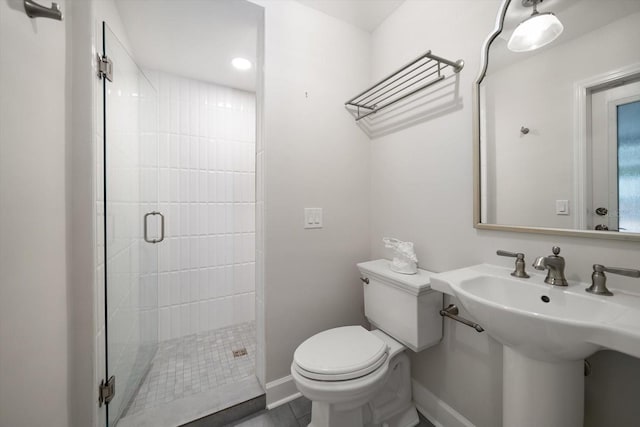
[431,264,640,361]
[431,263,640,427]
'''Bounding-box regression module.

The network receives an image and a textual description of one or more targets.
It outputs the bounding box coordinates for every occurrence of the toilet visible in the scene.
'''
[291,259,443,427]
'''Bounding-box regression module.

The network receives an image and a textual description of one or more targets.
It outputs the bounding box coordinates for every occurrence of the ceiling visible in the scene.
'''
[113,0,404,91]
[295,0,404,32]
[115,0,261,91]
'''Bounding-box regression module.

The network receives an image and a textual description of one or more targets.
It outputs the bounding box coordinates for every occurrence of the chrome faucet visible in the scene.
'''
[533,246,568,286]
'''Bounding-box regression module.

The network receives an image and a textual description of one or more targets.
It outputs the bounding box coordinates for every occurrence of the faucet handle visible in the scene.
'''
[594,264,640,278]
[496,250,530,278]
[552,246,561,256]
[497,250,521,258]
[587,264,640,296]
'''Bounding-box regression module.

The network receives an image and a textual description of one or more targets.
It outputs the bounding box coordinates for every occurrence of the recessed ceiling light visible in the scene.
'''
[231,57,252,71]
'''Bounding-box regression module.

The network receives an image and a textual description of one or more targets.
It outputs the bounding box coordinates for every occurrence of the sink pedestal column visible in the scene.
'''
[503,347,583,427]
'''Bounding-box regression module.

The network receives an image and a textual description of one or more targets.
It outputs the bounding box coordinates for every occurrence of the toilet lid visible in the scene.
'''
[293,326,388,381]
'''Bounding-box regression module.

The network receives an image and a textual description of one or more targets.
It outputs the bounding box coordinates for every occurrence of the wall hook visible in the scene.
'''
[24,0,63,21]
[520,126,530,135]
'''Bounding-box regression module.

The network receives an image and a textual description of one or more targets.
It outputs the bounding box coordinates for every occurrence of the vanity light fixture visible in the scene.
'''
[231,57,252,71]
[508,0,563,52]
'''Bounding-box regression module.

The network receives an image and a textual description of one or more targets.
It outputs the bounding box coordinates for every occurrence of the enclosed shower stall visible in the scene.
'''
[97,1,263,425]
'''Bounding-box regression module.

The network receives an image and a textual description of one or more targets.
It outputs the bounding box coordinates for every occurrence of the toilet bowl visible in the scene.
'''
[290,259,444,427]
[291,326,417,427]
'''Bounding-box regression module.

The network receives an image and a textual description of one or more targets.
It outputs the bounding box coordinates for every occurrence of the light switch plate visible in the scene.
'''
[304,208,323,229]
[556,200,569,215]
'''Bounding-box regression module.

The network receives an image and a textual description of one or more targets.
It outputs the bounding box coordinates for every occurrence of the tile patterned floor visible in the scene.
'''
[124,321,256,417]
[232,396,436,427]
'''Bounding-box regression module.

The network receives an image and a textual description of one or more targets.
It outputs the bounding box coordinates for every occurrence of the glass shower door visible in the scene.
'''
[102,23,160,426]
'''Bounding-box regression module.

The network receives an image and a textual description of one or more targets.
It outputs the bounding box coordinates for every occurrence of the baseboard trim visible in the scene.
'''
[265,375,476,426]
[412,379,475,427]
[265,375,301,409]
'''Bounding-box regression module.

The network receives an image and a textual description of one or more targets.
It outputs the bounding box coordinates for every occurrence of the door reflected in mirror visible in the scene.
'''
[475,0,640,239]
[589,82,640,233]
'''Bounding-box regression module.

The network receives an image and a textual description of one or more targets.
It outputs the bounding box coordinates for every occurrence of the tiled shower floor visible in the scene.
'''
[123,321,257,418]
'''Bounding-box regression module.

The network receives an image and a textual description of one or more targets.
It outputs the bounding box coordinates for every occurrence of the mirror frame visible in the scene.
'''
[473,0,640,242]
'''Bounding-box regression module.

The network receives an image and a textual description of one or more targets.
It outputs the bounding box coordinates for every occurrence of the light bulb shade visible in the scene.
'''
[508,12,564,52]
[231,57,252,70]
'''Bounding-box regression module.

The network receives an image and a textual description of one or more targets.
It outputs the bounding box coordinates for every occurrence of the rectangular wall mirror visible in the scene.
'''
[474,0,640,241]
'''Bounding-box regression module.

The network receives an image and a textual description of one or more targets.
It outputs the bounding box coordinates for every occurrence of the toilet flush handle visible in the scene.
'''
[360,277,369,284]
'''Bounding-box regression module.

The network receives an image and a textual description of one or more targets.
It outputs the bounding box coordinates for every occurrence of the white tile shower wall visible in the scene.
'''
[151,71,256,341]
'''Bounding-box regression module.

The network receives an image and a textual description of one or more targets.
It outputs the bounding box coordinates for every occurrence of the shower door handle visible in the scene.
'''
[144,211,164,243]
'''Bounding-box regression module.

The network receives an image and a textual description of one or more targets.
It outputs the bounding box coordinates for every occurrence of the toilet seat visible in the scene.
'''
[293,326,389,381]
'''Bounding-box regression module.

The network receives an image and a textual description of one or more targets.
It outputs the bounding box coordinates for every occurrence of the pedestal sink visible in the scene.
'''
[431,264,640,427]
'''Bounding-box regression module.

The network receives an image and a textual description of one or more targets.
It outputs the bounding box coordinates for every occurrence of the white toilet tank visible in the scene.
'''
[357,259,443,352]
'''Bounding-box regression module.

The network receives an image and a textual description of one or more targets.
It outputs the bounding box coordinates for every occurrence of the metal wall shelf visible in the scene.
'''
[345,50,464,122]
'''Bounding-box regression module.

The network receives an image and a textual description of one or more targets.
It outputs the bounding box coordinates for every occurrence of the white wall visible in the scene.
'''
[255,0,372,390]
[255,7,266,387]
[371,1,640,426]
[0,1,69,426]
[149,70,256,341]
[68,0,99,425]
[484,11,640,228]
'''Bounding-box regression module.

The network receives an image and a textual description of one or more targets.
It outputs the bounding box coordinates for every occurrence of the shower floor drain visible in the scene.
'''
[232,348,248,358]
